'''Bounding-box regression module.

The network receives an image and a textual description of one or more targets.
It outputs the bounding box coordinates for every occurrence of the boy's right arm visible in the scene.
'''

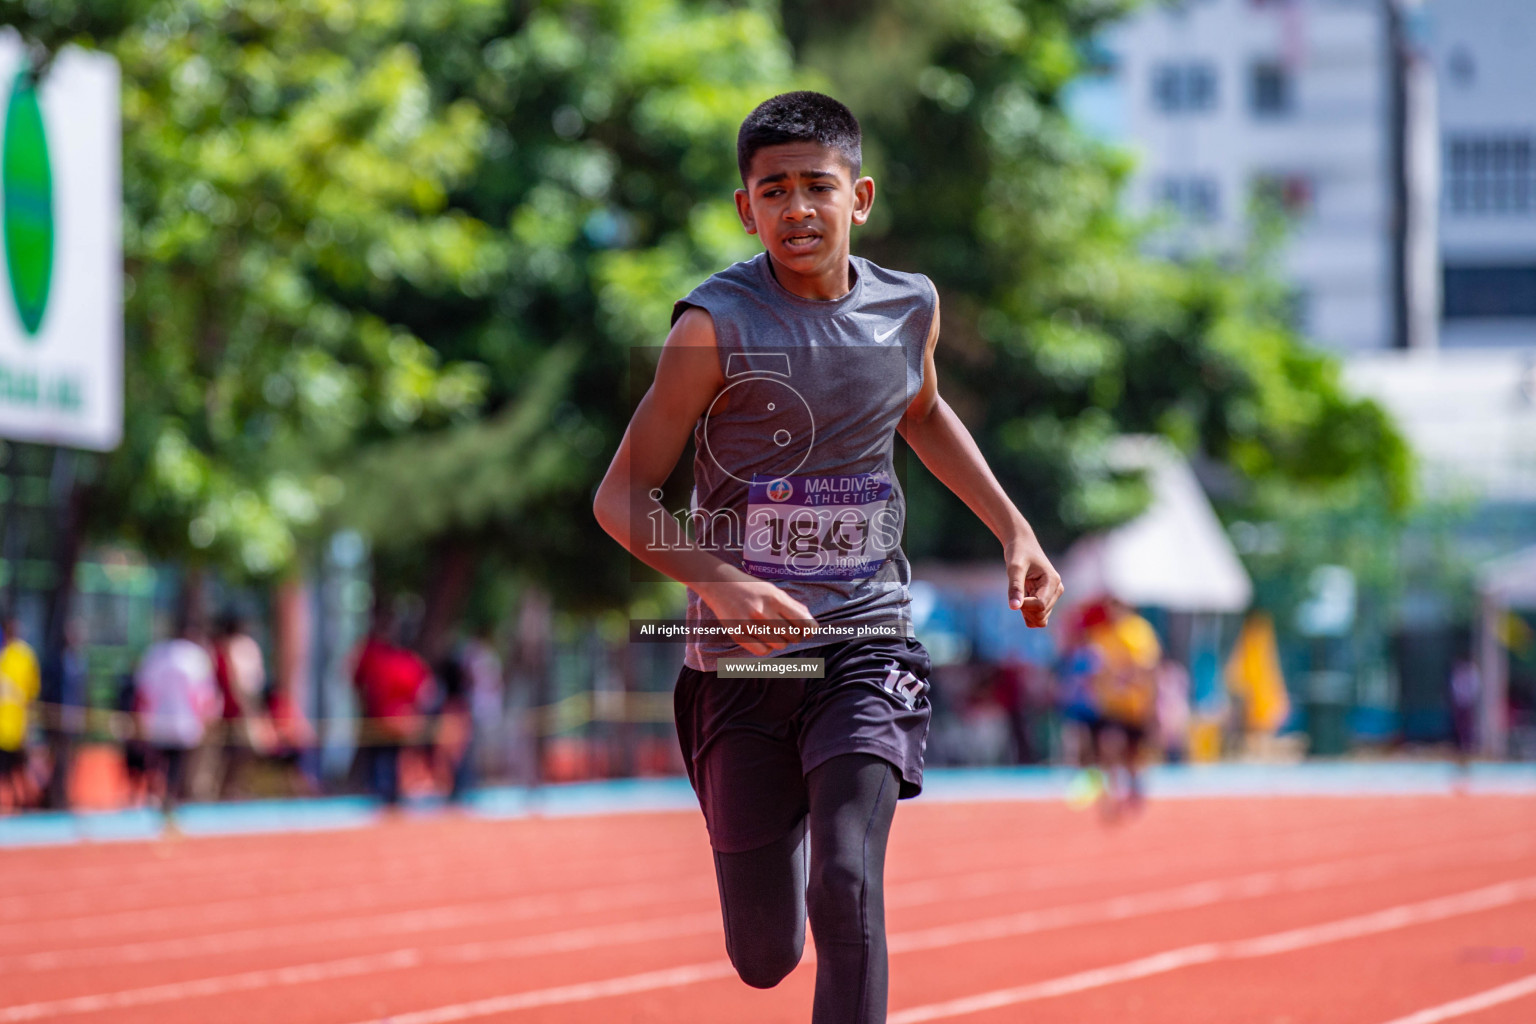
[592,307,816,656]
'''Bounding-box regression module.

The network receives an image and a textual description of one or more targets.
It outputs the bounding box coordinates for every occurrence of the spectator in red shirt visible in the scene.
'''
[352,605,429,807]
[213,609,269,799]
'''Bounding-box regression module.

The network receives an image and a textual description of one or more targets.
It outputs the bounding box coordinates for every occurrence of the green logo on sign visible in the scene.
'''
[3,69,53,338]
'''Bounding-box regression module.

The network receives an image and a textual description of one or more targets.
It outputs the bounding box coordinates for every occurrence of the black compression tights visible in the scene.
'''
[711,753,899,1024]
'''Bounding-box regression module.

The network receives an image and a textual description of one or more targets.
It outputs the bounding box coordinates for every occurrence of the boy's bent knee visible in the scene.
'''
[808,852,866,916]
[728,935,803,988]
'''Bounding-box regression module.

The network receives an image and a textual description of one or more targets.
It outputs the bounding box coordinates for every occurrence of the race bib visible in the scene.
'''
[742,471,900,581]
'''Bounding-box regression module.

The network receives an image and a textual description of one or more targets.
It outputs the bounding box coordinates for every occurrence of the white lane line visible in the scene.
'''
[5,853,709,952]
[16,807,1526,973]
[315,876,1536,1024]
[1375,974,1536,1024]
[886,877,1536,1023]
[0,836,701,928]
[0,830,698,922]
[436,912,722,962]
[8,836,1534,1020]
[0,951,423,1022]
[0,877,717,973]
[4,791,1472,956]
[891,830,1536,954]
[0,795,1419,929]
[897,945,1226,1022]
[370,961,741,1024]
[3,792,1453,913]
[0,915,729,1022]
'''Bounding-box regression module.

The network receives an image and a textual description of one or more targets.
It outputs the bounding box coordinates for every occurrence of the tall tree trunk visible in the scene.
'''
[415,538,476,663]
[273,575,313,721]
[2,444,25,617]
[177,565,208,637]
[41,450,89,810]
[42,451,88,682]
[512,586,552,786]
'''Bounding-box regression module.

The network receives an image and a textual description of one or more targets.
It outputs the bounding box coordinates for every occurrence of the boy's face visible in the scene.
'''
[734,142,874,285]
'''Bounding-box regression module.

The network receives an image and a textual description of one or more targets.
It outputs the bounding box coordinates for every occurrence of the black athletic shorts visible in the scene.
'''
[1088,717,1147,752]
[0,747,24,774]
[674,636,932,853]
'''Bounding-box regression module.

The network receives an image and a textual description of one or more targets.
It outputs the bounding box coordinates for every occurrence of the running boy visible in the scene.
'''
[593,92,1063,1022]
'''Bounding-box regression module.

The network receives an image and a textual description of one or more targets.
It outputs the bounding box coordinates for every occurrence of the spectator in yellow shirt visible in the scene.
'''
[0,615,41,811]
[1084,599,1161,816]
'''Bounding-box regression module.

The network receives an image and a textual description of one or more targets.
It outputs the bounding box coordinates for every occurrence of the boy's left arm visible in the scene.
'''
[897,290,1065,628]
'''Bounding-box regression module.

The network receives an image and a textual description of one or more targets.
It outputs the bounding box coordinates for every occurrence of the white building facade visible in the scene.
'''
[1429,0,1536,349]
[1079,0,1536,354]
[1092,0,1396,352]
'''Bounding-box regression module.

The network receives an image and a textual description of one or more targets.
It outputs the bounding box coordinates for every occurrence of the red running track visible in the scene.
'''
[2,794,1535,1023]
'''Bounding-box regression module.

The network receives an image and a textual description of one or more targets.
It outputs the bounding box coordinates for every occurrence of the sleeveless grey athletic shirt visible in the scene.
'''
[673,252,935,671]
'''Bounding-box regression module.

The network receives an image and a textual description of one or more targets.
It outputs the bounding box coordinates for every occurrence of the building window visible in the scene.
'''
[1152,62,1218,114]
[1443,264,1536,319]
[1155,176,1222,222]
[1447,46,1476,88]
[1446,135,1535,215]
[1250,61,1293,118]
[1251,172,1314,217]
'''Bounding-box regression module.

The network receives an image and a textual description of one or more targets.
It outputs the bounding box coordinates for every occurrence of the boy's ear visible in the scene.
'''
[734,188,758,235]
[851,175,875,226]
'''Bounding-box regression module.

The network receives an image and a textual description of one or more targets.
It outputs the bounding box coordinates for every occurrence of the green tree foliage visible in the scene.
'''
[4,1,500,576]
[324,0,802,608]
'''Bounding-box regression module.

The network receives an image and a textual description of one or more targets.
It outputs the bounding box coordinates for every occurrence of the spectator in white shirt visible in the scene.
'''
[134,620,219,818]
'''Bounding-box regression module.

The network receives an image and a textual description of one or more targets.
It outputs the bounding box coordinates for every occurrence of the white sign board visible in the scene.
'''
[0,36,121,451]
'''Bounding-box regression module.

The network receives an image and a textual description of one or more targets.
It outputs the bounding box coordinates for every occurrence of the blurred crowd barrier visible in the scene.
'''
[0,615,1317,815]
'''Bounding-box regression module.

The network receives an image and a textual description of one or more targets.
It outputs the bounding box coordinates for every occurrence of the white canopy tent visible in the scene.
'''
[1058,437,1253,614]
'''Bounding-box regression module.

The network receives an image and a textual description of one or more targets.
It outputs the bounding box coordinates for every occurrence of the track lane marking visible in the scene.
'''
[0,817,722,918]
[4,855,713,950]
[354,961,741,1023]
[887,877,1536,1022]
[13,809,1529,972]
[1374,974,1536,1024]
[0,951,424,1022]
[0,836,700,924]
[1,877,720,972]
[9,852,1534,1021]
[332,876,1536,1024]
[1,795,1439,924]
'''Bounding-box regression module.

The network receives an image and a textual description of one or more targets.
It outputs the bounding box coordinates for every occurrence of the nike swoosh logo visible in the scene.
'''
[874,323,903,343]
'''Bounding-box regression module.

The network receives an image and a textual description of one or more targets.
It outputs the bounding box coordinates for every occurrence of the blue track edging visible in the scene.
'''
[2,762,1533,849]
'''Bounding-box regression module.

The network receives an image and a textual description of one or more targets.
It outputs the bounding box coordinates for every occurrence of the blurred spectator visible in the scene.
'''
[463,627,506,780]
[134,620,220,820]
[1449,655,1480,770]
[1067,598,1161,818]
[960,665,1013,765]
[434,650,473,802]
[40,618,88,810]
[1056,604,1107,776]
[989,656,1038,764]
[0,614,40,811]
[1155,657,1192,764]
[212,609,270,798]
[352,607,429,807]
[116,670,152,807]
[1223,611,1291,755]
[266,685,318,796]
